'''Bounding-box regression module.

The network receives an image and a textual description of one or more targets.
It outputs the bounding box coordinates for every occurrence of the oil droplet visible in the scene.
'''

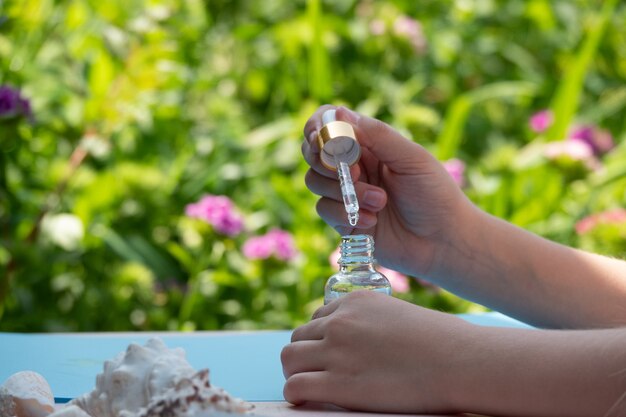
[348,212,359,227]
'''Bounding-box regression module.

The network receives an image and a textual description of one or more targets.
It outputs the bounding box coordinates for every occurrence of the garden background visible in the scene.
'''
[1,0,625,332]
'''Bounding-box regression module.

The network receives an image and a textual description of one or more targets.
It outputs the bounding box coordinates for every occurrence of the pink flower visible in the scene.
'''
[369,19,386,35]
[443,158,466,188]
[574,216,595,235]
[575,208,626,235]
[393,15,420,38]
[378,266,410,293]
[185,195,244,236]
[242,235,273,259]
[266,229,299,261]
[329,247,341,268]
[529,110,553,133]
[393,15,427,54]
[328,248,409,293]
[243,228,299,261]
[544,140,594,161]
[568,125,614,156]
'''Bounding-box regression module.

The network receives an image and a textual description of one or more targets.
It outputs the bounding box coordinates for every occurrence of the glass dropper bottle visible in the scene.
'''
[317,109,361,227]
[325,234,392,304]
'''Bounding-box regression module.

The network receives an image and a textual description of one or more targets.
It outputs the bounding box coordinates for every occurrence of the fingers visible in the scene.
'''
[336,106,433,174]
[289,301,340,342]
[291,319,325,343]
[291,318,326,342]
[312,298,342,320]
[288,299,344,343]
[302,105,358,180]
[283,371,334,406]
[281,340,326,378]
[303,105,433,180]
[305,169,387,212]
[316,198,379,231]
[303,104,336,144]
[305,161,382,233]
[301,138,337,180]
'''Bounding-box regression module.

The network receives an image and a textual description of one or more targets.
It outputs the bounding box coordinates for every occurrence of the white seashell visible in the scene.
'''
[2,338,251,417]
[70,338,197,417]
[48,405,92,417]
[0,371,55,417]
[133,368,253,417]
[1,386,17,417]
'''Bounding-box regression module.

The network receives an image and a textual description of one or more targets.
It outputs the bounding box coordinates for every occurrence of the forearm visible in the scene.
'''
[450,325,626,417]
[432,205,626,328]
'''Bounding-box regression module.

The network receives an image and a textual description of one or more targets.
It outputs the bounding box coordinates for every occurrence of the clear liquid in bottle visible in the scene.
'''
[325,234,392,304]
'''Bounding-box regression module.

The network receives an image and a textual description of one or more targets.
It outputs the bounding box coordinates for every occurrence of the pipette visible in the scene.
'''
[318,109,361,227]
[335,157,359,226]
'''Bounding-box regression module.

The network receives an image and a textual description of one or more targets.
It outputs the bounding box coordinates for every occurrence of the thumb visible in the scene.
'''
[335,107,433,173]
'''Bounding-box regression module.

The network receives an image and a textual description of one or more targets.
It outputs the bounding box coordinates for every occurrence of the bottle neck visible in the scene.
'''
[338,234,376,272]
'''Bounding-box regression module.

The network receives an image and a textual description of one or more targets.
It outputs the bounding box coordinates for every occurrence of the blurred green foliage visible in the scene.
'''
[1,0,625,331]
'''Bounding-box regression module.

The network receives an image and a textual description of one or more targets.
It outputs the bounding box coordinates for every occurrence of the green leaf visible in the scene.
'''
[546,0,619,141]
[436,81,538,160]
[307,0,331,101]
[100,228,180,280]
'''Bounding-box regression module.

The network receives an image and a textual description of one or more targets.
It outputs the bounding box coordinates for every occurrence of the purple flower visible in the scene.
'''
[0,85,32,120]
[243,229,299,261]
[443,158,466,188]
[185,195,244,236]
[529,110,553,133]
[568,125,614,156]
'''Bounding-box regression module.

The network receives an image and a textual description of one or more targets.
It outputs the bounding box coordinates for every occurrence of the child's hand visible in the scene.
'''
[302,106,475,279]
[281,291,474,413]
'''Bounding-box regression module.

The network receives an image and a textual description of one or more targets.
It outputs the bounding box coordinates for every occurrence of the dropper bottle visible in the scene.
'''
[317,109,361,227]
[317,111,392,303]
[325,234,392,304]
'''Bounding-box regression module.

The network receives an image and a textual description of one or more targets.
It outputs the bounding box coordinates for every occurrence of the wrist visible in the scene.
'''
[430,320,491,413]
[426,199,486,283]
[439,324,517,414]
[446,326,626,416]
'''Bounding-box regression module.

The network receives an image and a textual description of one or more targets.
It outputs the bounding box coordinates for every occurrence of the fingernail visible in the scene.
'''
[338,106,360,124]
[363,189,385,209]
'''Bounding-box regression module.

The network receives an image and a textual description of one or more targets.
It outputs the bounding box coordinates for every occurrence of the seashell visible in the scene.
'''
[71,338,201,417]
[133,368,253,417]
[0,371,55,417]
[3,338,251,417]
[48,405,92,417]
[1,386,17,417]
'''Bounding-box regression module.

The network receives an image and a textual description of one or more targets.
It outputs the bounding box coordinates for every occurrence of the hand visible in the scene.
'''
[302,105,474,278]
[283,291,626,416]
[281,291,474,413]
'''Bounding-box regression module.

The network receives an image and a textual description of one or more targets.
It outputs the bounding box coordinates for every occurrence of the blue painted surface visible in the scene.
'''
[0,312,530,403]
[458,311,532,329]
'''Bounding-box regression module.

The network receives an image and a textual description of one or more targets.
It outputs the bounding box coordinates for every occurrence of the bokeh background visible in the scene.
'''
[1,0,625,331]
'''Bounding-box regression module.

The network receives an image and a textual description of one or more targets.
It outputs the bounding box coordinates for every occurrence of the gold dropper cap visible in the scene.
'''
[317,109,361,171]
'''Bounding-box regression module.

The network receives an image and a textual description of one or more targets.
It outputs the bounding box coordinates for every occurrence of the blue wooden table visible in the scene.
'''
[0,312,530,416]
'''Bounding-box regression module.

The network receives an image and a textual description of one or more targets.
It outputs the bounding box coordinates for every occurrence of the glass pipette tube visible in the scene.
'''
[335,155,359,227]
